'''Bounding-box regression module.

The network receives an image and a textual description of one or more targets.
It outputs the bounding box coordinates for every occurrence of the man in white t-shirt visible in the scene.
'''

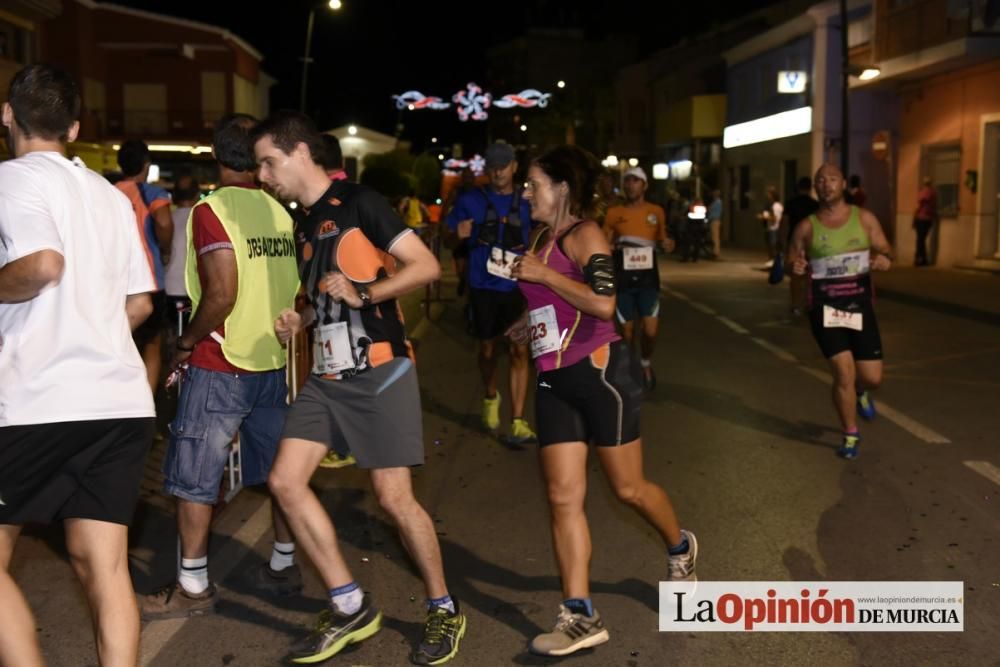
[0,64,155,666]
[163,174,200,339]
[757,186,784,264]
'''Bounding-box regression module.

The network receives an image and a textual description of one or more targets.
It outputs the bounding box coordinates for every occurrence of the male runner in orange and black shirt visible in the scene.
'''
[251,111,466,666]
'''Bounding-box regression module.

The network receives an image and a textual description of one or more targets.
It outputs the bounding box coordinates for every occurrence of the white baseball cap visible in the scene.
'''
[623,167,647,183]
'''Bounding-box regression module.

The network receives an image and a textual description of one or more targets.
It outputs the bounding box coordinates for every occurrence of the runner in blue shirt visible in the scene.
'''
[446,143,536,444]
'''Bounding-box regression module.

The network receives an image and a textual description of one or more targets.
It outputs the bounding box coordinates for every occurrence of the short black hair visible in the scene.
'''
[117,139,150,177]
[213,113,258,172]
[173,174,201,202]
[797,176,813,192]
[7,64,81,141]
[849,174,861,188]
[250,110,324,165]
[321,133,343,170]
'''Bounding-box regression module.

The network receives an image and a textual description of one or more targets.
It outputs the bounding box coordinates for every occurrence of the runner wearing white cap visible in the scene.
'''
[601,166,672,391]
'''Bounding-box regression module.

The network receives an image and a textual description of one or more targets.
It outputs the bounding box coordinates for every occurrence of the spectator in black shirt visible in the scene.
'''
[784,177,819,316]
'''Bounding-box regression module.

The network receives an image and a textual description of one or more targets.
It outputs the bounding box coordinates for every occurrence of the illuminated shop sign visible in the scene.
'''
[723,106,812,148]
[777,70,808,93]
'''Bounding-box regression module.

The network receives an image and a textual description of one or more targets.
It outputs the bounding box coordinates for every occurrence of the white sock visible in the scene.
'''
[640,358,652,369]
[330,582,364,615]
[178,556,209,595]
[270,541,295,571]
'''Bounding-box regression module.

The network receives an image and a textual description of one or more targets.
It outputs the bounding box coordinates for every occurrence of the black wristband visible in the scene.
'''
[176,340,195,352]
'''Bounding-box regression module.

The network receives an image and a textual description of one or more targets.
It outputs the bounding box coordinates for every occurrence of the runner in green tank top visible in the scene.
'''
[787,164,895,459]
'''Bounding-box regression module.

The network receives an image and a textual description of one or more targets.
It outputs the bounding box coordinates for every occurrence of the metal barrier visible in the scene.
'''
[421,223,442,318]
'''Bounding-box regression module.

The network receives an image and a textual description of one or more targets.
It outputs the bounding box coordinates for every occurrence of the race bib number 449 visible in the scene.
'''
[623,246,654,271]
[823,305,863,331]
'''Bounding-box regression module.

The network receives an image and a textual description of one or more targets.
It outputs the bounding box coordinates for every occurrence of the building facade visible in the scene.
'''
[721,0,898,250]
[857,0,1000,268]
[26,0,271,177]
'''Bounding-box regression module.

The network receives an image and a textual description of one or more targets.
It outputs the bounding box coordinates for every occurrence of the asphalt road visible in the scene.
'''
[10,251,999,666]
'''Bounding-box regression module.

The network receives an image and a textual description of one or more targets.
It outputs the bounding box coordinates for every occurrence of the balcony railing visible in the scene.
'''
[90,109,226,140]
[877,0,1000,61]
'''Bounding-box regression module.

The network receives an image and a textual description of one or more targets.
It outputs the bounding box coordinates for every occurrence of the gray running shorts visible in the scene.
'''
[281,357,424,469]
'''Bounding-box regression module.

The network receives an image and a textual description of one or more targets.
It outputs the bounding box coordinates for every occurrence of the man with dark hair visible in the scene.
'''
[447,142,536,443]
[163,174,199,334]
[0,63,156,666]
[253,111,466,666]
[116,138,174,394]
[321,133,347,181]
[784,176,819,316]
[846,174,867,208]
[139,113,301,619]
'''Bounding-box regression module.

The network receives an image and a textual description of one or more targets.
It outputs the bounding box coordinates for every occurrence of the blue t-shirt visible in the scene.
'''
[708,198,723,222]
[142,184,171,289]
[446,187,533,292]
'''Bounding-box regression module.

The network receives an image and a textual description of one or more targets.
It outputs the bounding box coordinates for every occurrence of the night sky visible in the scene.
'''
[116,0,759,145]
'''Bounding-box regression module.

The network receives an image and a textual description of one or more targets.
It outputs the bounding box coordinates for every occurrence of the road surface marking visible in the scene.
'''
[750,337,799,363]
[874,402,951,444]
[690,302,717,315]
[795,367,951,444]
[139,499,273,666]
[963,460,1000,488]
[666,288,690,301]
[673,292,953,445]
[716,316,749,334]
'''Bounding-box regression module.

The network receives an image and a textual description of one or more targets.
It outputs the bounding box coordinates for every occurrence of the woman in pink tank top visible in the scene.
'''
[508,146,698,658]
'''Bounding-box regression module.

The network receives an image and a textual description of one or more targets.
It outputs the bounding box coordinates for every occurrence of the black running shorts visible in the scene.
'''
[468,287,526,340]
[535,341,643,447]
[809,301,884,361]
[0,418,154,526]
[133,290,167,347]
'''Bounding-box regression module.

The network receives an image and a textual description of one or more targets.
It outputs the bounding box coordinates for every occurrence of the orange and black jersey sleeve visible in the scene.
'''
[299,181,413,363]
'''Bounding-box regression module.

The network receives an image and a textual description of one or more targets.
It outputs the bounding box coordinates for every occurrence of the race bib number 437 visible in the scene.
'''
[823,305,863,331]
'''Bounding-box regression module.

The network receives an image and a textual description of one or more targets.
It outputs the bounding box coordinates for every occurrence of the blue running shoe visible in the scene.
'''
[838,433,861,460]
[856,391,876,420]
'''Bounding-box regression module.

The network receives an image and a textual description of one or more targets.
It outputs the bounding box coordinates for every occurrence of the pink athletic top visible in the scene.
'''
[518,223,619,372]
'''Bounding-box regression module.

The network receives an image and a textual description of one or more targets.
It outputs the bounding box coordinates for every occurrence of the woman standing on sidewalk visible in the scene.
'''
[508,145,697,657]
[913,177,937,266]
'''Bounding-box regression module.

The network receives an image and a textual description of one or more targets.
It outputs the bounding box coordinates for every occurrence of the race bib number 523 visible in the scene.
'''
[527,305,561,358]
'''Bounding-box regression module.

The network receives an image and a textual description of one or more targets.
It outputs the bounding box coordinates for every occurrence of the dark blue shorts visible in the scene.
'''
[163,366,287,504]
[616,286,660,322]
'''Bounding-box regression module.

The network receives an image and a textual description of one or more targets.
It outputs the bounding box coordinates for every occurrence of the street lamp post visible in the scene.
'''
[299,10,316,112]
[299,1,342,113]
[840,1,882,178]
[840,0,849,176]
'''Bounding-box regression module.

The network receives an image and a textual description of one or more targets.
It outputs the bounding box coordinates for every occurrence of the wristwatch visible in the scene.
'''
[357,283,372,308]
